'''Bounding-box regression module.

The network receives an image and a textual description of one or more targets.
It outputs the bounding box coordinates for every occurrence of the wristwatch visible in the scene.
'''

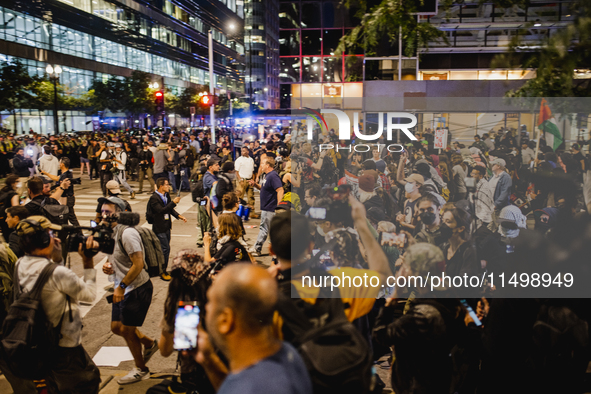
[119,282,128,290]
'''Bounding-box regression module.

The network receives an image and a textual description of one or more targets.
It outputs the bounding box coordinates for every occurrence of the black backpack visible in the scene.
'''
[1,262,71,380]
[276,281,373,394]
[28,199,69,226]
[146,199,154,224]
[191,178,205,202]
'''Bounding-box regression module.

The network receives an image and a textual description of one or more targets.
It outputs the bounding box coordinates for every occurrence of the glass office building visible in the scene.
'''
[0,0,245,133]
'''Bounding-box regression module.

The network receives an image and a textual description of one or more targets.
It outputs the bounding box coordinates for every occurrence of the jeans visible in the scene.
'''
[89,158,99,179]
[139,166,155,192]
[254,210,275,252]
[156,230,171,269]
[168,171,178,193]
[99,170,112,196]
[180,166,190,191]
[114,170,134,194]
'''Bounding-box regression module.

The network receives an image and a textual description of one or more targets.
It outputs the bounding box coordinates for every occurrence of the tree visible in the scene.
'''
[171,86,205,118]
[125,71,153,123]
[336,0,447,81]
[0,60,38,133]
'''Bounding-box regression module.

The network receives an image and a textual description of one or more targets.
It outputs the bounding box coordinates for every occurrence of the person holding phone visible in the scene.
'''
[156,250,216,394]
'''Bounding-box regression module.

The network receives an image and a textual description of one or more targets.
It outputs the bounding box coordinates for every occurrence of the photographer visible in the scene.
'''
[24,176,70,218]
[99,197,159,385]
[138,143,156,194]
[113,143,136,199]
[6,216,101,393]
[12,147,33,198]
[98,141,114,197]
[41,157,80,226]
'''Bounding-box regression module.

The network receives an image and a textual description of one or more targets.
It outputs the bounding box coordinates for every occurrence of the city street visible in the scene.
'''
[0,172,275,394]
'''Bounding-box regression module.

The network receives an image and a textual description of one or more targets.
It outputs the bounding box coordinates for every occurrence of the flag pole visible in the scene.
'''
[534,118,542,168]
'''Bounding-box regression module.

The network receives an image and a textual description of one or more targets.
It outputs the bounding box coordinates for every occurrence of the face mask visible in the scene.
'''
[419,212,437,225]
[16,182,22,189]
[405,183,416,193]
[227,173,236,180]
[439,223,454,241]
[316,225,326,237]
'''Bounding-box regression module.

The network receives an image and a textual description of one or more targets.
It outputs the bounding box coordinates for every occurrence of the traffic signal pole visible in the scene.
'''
[208,30,215,144]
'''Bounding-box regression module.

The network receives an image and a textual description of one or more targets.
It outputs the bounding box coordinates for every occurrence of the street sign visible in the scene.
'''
[434,128,448,149]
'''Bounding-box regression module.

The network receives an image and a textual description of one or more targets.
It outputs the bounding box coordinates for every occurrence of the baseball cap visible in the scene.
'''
[275,200,293,211]
[490,158,506,167]
[404,173,424,185]
[16,215,62,235]
[105,180,122,194]
[98,196,126,212]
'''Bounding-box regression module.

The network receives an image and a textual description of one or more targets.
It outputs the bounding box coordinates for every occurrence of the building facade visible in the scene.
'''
[245,0,280,109]
[0,0,245,133]
[279,0,583,140]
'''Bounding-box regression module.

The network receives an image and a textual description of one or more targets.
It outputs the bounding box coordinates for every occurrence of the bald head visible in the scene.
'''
[208,264,278,336]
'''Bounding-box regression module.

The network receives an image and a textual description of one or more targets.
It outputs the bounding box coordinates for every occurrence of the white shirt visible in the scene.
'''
[235,155,255,179]
[114,150,127,170]
[16,256,97,347]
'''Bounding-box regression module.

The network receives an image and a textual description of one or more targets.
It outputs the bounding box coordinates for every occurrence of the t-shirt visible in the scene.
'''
[260,170,282,212]
[217,343,312,394]
[109,224,149,294]
[203,172,219,197]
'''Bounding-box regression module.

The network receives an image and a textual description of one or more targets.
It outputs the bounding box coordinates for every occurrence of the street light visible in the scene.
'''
[46,64,62,135]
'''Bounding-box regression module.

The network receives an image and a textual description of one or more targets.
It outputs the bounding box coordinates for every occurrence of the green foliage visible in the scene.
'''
[336,0,448,58]
[494,0,591,98]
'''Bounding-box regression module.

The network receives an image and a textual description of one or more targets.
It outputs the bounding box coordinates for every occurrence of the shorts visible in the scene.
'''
[111,280,153,327]
[81,157,90,164]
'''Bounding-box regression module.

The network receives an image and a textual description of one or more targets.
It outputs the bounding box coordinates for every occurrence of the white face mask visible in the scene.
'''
[316,225,326,237]
[16,182,22,189]
[405,182,416,193]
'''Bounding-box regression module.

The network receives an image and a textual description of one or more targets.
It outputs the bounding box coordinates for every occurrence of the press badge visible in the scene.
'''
[164,214,170,220]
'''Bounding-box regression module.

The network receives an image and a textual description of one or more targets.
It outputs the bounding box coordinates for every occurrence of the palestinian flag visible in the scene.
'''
[537,98,563,151]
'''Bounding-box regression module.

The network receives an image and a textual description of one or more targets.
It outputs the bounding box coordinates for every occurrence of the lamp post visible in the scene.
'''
[45,64,62,135]
[208,30,216,144]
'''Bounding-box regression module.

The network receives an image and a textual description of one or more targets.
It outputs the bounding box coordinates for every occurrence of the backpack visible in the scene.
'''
[1,262,71,380]
[276,281,373,394]
[117,226,165,277]
[145,200,154,224]
[28,199,69,226]
[183,149,195,169]
[191,178,205,202]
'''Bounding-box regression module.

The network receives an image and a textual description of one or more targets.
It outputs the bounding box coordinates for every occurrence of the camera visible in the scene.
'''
[62,215,120,256]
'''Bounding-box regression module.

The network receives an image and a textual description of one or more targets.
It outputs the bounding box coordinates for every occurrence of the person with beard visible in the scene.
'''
[197,264,312,394]
[438,207,480,277]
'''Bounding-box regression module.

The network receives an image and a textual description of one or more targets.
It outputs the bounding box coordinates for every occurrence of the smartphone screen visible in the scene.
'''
[174,302,200,351]
[200,200,207,206]
[460,299,482,326]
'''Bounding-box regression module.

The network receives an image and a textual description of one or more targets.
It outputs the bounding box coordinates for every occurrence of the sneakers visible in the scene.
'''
[118,367,150,385]
[248,247,261,257]
[160,272,172,281]
[143,340,158,364]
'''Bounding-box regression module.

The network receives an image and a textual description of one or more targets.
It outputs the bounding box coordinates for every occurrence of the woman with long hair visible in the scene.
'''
[204,213,251,266]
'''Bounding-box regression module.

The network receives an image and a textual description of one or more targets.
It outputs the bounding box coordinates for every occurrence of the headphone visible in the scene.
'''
[16,219,52,249]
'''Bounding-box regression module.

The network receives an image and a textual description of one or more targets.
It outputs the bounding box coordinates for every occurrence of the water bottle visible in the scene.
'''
[242,206,250,222]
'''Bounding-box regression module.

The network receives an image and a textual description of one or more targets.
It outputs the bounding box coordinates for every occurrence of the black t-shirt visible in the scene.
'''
[58,170,74,197]
[213,240,249,265]
[574,152,585,172]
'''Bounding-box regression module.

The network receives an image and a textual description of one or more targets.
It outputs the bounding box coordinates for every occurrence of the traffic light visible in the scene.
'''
[199,94,219,107]
[154,91,164,112]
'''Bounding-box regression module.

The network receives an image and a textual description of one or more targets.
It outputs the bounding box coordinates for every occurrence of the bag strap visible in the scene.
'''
[30,263,58,300]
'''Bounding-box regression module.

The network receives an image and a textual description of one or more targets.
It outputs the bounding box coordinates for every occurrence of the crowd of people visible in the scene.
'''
[1,122,591,394]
